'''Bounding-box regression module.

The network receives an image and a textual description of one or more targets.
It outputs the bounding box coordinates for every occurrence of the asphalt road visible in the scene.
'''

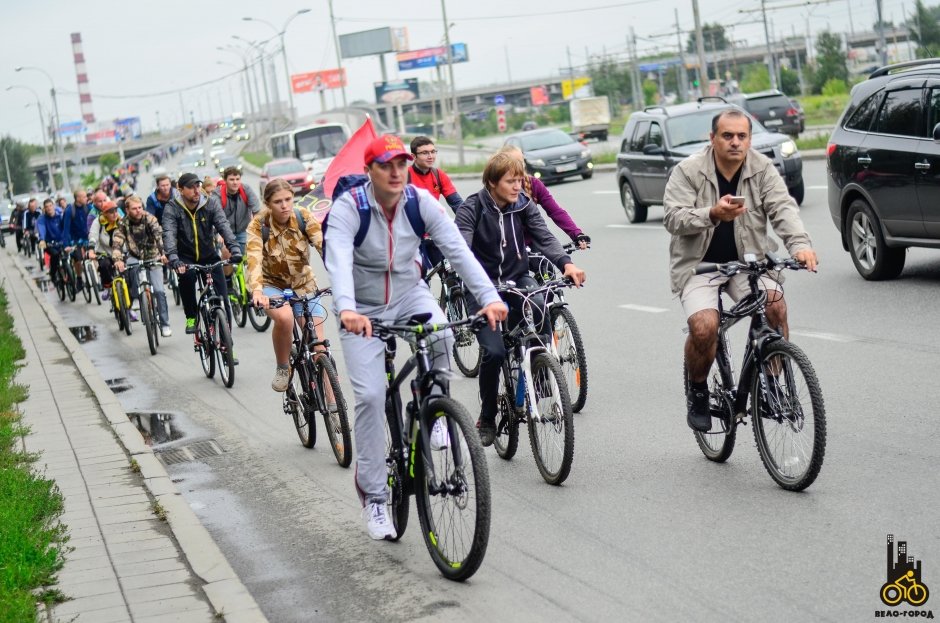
[36,152,940,622]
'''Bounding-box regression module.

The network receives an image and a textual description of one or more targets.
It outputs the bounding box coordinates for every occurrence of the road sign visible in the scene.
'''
[561,77,592,100]
[497,106,506,133]
[494,94,506,105]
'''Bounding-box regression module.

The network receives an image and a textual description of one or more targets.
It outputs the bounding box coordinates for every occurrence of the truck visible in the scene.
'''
[569,96,611,141]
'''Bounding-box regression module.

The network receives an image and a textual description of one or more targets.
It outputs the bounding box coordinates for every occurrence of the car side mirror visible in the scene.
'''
[933,123,940,141]
[642,144,664,156]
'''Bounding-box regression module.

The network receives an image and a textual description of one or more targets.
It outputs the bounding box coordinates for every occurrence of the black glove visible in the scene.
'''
[229,255,243,266]
[169,258,182,270]
[575,234,592,247]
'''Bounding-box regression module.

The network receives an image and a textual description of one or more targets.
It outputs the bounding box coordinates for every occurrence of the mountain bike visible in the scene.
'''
[529,243,589,412]
[424,258,480,377]
[50,244,77,303]
[492,278,575,486]
[186,261,236,388]
[269,288,351,466]
[227,258,271,331]
[372,314,491,581]
[166,267,181,306]
[82,249,102,305]
[109,267,133,336]
[683,253,826,491]
[129,259,163,356]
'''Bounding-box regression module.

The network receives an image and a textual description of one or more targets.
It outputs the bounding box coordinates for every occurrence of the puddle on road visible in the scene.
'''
[127,411,186,446]
[68,325,99,343]
[33,277,52,292]
[104,377,133,394]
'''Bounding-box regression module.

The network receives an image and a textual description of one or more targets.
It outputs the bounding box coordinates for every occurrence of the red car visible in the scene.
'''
[260,158,315,196]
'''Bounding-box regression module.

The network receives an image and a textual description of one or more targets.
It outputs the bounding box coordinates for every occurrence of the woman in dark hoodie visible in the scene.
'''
[454,152,587,446]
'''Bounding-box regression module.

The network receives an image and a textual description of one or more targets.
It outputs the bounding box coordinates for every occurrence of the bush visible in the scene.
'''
[741,64,771,93]
[821,78,848,96]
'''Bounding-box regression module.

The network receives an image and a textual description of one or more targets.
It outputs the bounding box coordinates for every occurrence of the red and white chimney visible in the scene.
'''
[71,32,95,124]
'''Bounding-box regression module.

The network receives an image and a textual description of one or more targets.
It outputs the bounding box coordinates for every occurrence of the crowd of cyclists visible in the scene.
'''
[3,109,822,577]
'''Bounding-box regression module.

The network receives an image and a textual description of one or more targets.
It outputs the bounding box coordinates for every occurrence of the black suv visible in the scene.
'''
[616,99,804,223]
[827,59,940,280]
[727,90,803,137]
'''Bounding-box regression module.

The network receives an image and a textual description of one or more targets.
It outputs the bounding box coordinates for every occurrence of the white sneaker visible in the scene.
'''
[364,501,397,541]
[430,418,450,451]
[160,325,172,338]
[272,367,290,392]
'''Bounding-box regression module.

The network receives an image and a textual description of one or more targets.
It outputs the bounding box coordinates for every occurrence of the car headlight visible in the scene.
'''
[780,140,797,158]
[529,158,546,167]
[580,150,590,159]
[306,173,315,182]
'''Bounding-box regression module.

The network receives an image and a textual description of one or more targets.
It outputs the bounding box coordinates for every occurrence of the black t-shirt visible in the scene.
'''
[702,166,742,263]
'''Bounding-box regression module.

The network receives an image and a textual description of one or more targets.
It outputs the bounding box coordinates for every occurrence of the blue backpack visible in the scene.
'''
[323,174,426,260]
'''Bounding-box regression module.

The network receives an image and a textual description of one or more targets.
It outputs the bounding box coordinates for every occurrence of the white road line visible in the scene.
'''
[790,329,856,343]
[619,304,670,313]
[606,224,661,229]
[592,190,620,194]
[807,185,828,190]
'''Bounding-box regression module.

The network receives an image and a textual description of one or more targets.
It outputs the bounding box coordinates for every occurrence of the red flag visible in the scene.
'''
[320,117,377,199]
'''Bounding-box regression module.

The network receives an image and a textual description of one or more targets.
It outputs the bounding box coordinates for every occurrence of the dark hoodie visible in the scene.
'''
[162,192,238,264]
[454,189,571,284]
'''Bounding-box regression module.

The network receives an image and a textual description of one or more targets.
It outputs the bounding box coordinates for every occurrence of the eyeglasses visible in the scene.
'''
[416,149,438,156]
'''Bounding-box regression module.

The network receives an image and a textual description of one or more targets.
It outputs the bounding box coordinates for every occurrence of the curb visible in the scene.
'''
[7,254,269,623]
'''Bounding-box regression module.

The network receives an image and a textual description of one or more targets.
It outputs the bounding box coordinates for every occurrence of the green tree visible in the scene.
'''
[588,59,634,107]
[0,136,36,196]
[909,0,940,57]
[779,66,801,96]
[740,64,771,92]
[642,79,659,106]
[687,23,730,54]
[99,153,119,175]
[813,31,848,94]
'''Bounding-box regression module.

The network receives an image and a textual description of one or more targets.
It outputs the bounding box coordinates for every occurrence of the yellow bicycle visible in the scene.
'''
[881,570,930,606]
[109,270,133,336]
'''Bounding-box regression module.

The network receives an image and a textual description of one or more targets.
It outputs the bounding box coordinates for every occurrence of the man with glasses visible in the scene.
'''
[162,173,241,336]
[408,136,462,211]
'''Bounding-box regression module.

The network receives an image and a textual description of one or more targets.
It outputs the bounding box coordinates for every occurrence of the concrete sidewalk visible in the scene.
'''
[0,248,267,623]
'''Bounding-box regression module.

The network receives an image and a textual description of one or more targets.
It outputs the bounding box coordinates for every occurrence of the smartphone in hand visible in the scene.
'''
[729,196,746,205]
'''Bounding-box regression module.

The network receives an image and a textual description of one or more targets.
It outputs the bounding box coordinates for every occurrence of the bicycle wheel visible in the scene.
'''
[751,340,826,491]
[169,272,181,306]
[551,306,588,413]
[314,353,351,467]
[66,266,77,302]
[384,401,410,541]
[81,265,92,303]
[285,356,317,448]
[445,292,481,377]
[231,296,247,328]
[493,367,519,460]
[87,264,101,305]
[213,309,235,388]
[414,395,491,582]
[198,313,215,379]
[141,290,157,355]
[527,352,575,485]
[123,304,133,336]
[55,269,66,301]
[248,304,272,332]
[684,357,737,463]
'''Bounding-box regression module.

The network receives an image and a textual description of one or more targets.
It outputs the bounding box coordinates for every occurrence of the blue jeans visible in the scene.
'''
[262,286,326,318]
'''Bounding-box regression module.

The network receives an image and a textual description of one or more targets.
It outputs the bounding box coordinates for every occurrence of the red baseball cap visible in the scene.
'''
[364,135,414,166]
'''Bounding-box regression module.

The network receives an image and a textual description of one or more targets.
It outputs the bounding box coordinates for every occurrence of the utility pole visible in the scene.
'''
[761,0,779,90]
[567,45,575,94]
[675,9,689,102]
[504,44,513,83]
[441,0,464,166]
[4,149,15,201]
[793,25,806,95]
[692,0,709,95]
[327,0,350,129]
[876,0,888,65]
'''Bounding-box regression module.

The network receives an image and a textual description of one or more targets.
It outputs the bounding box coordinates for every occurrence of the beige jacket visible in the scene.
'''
[246,207,323,295]
[663,145,812,294]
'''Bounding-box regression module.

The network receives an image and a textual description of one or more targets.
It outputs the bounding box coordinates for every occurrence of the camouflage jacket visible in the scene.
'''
[246,207,323,295]
[111,212,165,262]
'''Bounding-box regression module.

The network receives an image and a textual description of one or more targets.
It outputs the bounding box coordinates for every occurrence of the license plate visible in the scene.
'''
[556,163,578,173]
[765,119,783,126]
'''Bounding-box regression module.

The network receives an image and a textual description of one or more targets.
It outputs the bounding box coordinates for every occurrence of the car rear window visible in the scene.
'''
[844,92,883,131]
[745,95,790,114]
[268,161,306,176]
[520,130,574,151]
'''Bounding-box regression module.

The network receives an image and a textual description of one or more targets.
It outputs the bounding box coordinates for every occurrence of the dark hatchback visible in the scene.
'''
[728,90,803,137]
[827,58,940,280]
[615,100,804,223]
[503,128,594,183]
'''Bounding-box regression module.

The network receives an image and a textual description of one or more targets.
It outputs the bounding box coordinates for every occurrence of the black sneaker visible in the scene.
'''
[477,417,496,447]
[686,388,712,432]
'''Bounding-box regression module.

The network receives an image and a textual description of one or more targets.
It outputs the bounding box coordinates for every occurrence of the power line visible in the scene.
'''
[336,0,659,23]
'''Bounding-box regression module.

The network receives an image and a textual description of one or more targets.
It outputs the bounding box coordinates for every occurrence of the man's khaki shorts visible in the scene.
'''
[680,272,782,319]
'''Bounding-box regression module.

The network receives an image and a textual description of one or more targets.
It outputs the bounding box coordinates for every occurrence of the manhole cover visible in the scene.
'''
[155,440,225,466]
[105,377,133,394]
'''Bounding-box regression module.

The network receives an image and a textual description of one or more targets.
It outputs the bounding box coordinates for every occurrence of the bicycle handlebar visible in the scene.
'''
[496,277,575,295]
[370,314,488,341]
[693,253,806,276]
[182,260,231,272]
[265,287,333,309]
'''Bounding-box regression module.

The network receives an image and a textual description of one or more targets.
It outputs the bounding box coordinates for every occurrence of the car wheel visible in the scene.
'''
[789,180,805,206]
[581,171,593,180]
[620,180,648,224]
[846,199,906,280]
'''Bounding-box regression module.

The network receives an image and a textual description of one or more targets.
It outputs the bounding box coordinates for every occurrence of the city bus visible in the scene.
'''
[268,122,351,181]
[231,112,247,130]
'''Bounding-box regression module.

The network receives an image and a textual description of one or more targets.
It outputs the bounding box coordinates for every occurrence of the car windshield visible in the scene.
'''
[295,127,347,161]
[745,95,790,114]
[666,110,766,148]
[268,160,305,176]
[520,130,574,151]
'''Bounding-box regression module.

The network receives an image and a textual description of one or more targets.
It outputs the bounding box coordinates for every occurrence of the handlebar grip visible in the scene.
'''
[694,263,721,275]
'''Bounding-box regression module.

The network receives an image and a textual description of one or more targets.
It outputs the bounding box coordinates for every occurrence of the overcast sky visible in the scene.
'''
[0,0,908,144]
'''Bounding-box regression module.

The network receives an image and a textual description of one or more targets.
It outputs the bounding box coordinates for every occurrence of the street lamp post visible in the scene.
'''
[15,66,72,192]
[243,9,310,126]
[440,0,464,165]
[233,36,276,136]
[218,46,258,137]
[6,85,57,194]
[327,0,351,129]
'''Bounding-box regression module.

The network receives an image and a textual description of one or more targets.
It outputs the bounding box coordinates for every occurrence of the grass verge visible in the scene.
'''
[796,135,831,151]
[0,287,69,622]
[241,151,271,168]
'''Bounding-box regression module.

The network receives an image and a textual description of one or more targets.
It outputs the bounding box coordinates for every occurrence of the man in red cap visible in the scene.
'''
[324,135,507,542]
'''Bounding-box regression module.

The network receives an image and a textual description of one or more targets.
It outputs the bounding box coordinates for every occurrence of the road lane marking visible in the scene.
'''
[593,190,620,194]
[790,329,855,342]
[619,304,670,313]
[807,185,828,190]
[607,224,661,229]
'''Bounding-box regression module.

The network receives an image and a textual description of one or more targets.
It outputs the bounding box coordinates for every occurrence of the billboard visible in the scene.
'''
[58,121,85,137]
[561,77,592,100]
[291,69,347,94]
[114,117,142,139]
[397,43,469,71]
[374,79,419,104]
[340,27,394,59]
[530,86,550,107]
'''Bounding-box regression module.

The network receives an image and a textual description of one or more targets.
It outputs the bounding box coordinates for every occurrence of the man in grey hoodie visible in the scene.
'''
[324,135,506,542]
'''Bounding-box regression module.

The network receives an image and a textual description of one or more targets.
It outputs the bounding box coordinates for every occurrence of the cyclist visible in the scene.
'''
[408,136,462,211]
[22,198,41,260]
[36,199,65,279]
[663,108,817,433]
[112,195,172,337]
[454,152,587,446]
[498,145,591,250]
[10,201,25,252]
[323,134,506,541]
[209,166,260,254]
[162,173,241,336]
[246,178,325,391]
[87,200,121,300]
[146,174,177,223]
[62,188,92,292]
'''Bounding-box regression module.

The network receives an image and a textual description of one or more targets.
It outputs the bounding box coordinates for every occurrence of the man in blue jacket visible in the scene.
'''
[62,189,92,290]
[36,199,65,279]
